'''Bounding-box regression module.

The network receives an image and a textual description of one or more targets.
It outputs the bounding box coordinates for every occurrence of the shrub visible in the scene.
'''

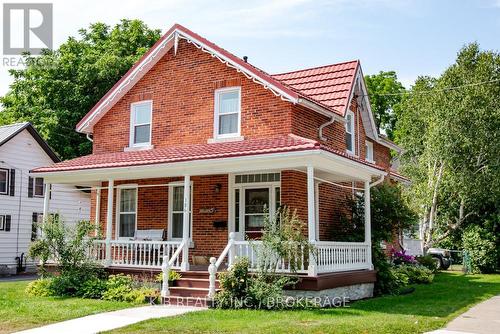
[123,287,160,304]
[25,278,54,297]
[246,273,293,310]
[462,225,497,274]
[394,264,434,284]
[80,278,107,299]
[215,258,250,308]
[102,274,133,301]
[416,255,438,273]
[155,270,181,283]
[392,249,417,265]
[372,245,402,295]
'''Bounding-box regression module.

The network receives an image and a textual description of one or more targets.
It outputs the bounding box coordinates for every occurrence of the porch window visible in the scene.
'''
[345,110,355,154]
[365,141,374,163]
[0,169,8,195]
[130,101,152,147]
[118,187,137,238]
[168,184,192,240]
[215,87,241,138]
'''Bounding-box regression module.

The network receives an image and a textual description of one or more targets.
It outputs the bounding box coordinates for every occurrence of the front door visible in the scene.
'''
[231,173,281,240]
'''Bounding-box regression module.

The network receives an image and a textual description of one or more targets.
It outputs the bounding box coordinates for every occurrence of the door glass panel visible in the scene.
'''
[244,188,269,231]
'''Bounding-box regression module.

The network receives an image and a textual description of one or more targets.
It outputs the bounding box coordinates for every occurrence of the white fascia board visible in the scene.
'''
[297,98,345,123]
[34,148,385,184]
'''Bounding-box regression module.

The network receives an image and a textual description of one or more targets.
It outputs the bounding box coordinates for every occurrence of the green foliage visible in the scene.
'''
[372,245,400,295]
[246,273,294,310]
[25,278,54,297]
[462,225,498,273]
[215,258,251,308]
[337,183,416,244]
[0,20,161,160]
[79,278,107,299]
[416,255,438,273]
[395,43,500,251]
[154,270,181,283]
[365,71,406,139]
[394,265,434,284]
[259,207,313,274]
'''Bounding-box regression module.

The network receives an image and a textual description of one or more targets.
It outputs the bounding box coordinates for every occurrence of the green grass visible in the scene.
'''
[109,271,500,334]
[0,280,132,334]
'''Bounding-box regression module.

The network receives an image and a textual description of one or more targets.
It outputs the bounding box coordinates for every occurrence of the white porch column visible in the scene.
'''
[181,175,190,271]
[95,188,101,235]
[306,166,317,276]
[105,179,114,267]
[364,181,373,269]
[42,182,51,222]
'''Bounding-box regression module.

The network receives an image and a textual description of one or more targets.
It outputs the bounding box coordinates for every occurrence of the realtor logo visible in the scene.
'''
[3,3,53,55]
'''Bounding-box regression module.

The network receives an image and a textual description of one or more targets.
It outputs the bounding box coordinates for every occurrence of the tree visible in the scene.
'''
[395,43,500,252]
[364,71,405,139]
[0,20,161,160]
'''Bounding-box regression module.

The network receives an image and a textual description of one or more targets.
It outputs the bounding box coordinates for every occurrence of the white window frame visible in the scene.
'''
[365,141,374,163]
[214,86,241,139]
[0,215,5,230]
[345,110,355,155]
[115,184,138,239]
[129,100,153,148]
[0,169,9,195]
[167,181,193,241]
[33,177,45,198]
[230,172,281,238]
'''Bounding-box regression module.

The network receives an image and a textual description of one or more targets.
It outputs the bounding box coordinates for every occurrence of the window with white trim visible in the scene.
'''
[365,141,374,163]
[168,184,192,240]
[0,215,5,230]
[33,177,45,197]
[0,169,9,195]
[130,101,152,147]
[117,187,137,238]
[345,110,355,154]
[215,87,241,138]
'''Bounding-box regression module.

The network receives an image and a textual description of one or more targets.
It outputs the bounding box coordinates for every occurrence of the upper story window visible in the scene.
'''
[345,110,355,155]
[0,169,9,195]
[365,141,374,163]
[214,87,241,139]
[33,177,45,197]
[130,101,152,147]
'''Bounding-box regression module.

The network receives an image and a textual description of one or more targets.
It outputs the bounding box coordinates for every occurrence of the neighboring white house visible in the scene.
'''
[0,122,91,274]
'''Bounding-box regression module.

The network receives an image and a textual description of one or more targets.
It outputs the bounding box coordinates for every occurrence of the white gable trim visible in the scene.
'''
[77,28,300,134]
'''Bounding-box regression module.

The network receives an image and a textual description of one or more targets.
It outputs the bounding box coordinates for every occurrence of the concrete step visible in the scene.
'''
[168,287,216,298]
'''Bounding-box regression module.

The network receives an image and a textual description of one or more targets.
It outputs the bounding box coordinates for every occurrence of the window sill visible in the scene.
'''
[366,159,376,164]
[207,136,244,144]
[124,145,154,152]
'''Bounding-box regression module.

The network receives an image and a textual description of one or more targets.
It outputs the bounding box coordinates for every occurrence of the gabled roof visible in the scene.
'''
[31,134,384,174]
[272,60,359,117]
[0,122,60,162]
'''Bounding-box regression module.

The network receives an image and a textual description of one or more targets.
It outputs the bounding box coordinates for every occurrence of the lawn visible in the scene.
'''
[0,280,132,334]
[109,271,500,334]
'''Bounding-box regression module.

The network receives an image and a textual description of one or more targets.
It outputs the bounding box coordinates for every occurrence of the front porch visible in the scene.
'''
[35,146,385,299]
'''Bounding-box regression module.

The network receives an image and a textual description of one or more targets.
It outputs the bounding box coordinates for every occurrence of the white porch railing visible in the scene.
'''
[314,241,371,273]
[90,240,183,269]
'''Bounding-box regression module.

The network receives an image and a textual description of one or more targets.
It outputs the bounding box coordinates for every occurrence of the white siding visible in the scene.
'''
[0,130,90,266]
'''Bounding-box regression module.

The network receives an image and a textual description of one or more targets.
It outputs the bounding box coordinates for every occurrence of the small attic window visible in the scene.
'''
[130,101,152,147]
[345,110,355,155]
[366,141,374,163]
[214,87,241,138]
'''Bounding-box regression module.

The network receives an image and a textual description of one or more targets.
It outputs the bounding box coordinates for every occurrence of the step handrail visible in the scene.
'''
[161,239,186,297]
[208,232,236,298]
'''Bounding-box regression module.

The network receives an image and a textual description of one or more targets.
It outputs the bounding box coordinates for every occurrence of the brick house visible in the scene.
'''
[32,24,406,302]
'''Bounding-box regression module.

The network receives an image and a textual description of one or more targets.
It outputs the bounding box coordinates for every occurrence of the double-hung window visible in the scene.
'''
[215,87,241,138]
[345,110,355,154]
[365,141,374,163]
[34,177,44,197]
[168,183,192,240]
[130,101,152,147]
[117,187,137,238]
[0,169,9,195]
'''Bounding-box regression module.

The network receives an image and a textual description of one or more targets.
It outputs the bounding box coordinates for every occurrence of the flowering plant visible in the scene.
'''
[391,248,417,265]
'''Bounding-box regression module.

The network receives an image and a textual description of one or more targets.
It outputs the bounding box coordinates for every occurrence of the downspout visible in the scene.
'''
[369,174,385,188]
[318,114,335,141]
[86,133,93,142]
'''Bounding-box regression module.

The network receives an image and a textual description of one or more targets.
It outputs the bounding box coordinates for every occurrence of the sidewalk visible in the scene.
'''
[15,304,205,334]
[427,295,500,334]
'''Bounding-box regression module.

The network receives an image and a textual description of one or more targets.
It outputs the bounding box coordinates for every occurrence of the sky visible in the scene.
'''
[0,0,499,97]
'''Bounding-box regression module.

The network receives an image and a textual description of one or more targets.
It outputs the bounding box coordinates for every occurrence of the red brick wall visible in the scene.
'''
[92,40,293,154]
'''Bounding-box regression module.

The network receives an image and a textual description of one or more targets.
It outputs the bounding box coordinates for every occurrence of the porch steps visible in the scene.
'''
[163,270,221,307]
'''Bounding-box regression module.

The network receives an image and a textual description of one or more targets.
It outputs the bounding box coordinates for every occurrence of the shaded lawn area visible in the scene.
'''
[0,281,132,334]
[109,271,500,334]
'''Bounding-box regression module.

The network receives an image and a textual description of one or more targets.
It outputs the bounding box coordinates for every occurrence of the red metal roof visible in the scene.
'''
[31,134,384,173]
[272,60,359,116]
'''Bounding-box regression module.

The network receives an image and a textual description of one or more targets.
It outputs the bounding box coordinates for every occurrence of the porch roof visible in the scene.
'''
[31,134,384,175]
